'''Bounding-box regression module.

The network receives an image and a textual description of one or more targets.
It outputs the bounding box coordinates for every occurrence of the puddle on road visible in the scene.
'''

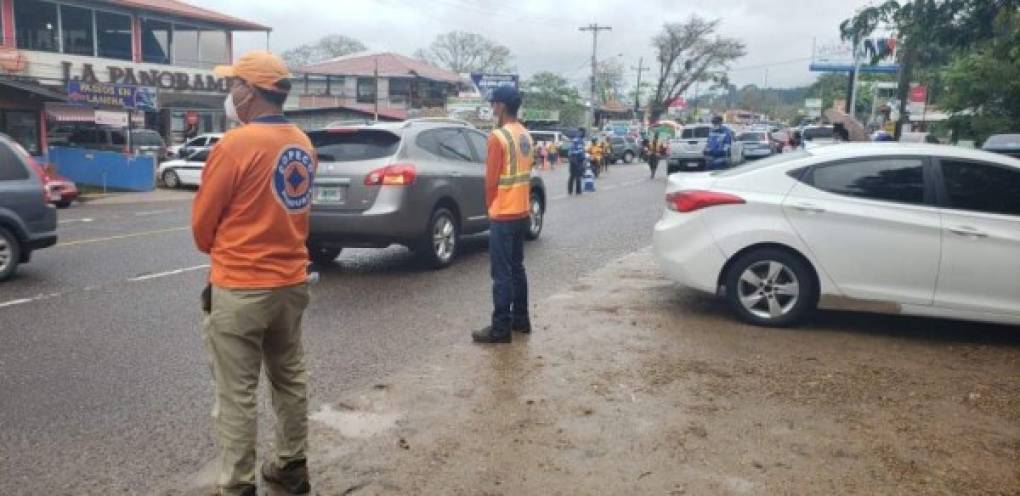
[311,404,400,438]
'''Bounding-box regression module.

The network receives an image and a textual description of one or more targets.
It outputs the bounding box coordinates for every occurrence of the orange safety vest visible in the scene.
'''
[489,122,533,220]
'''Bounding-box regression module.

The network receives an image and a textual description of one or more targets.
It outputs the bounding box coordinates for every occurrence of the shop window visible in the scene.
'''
[389,79,410,106]
[142,19,172,64]
[96,11,132,61]
[15,0,59,52]
[357,77,377,104]
[173,24,199,67]
[60,4,95,56]
[199,30,228,67]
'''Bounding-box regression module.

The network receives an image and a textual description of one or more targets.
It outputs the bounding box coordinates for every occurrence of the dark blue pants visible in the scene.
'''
[490,218,529,333]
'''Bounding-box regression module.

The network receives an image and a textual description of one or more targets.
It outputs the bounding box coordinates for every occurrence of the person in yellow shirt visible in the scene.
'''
[547,141,559,169]
[589,137,603,178]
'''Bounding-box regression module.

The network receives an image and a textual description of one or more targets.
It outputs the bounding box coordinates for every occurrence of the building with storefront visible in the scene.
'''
[0,0,268,157]
[287,52,461,130]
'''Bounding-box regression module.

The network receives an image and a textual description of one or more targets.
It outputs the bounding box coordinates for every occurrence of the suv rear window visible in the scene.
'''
[804,127,833,140]
[681,127,710,139]
[310,130,401,162]
[0,141,29,180]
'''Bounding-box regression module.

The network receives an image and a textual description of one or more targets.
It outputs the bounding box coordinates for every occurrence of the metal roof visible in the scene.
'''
[99,0,270,31]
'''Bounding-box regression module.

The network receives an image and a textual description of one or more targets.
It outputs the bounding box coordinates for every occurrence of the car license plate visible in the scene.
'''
[686,161,700,168]
[313,185,345,204]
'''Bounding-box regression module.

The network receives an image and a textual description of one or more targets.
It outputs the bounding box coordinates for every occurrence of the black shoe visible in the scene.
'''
[512,319,532,334]
[472,326,511,343]
[262,458,311,494]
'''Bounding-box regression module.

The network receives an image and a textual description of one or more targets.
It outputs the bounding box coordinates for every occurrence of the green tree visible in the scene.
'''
[941,8,1020,142]
[523,72,585,126]
[282,35,367,69]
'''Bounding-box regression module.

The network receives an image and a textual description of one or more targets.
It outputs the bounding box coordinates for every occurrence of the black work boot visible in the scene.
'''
[262,458,311,494]
[472,326,511,343]
[512,318,532,334]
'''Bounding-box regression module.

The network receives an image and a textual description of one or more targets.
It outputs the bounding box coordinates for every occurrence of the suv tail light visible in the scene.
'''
[365,163,416,186]
[666,190,745,212]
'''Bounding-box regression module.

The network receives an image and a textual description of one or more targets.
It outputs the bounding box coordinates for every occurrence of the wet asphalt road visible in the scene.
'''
[0,161,666,494]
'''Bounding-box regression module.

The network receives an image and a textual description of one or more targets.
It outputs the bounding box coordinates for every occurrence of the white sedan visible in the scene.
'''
[653,143,1020,327]
[157,149,208,189]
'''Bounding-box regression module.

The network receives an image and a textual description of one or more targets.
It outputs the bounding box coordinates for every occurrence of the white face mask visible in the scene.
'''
[224,93,242,123]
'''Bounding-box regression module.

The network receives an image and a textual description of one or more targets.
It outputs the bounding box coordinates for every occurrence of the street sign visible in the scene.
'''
[67,81,159,112]
[810,36,899,74]
[94,110,128,127]
[469,73,519,100]
[520,109,560,122]
[909,85,927,103]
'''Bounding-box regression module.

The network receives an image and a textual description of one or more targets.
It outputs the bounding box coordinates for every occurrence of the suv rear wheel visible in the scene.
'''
[623,151,635,163]
[0,226,21,282]
[526,192,544,241]
[418,207,459,269]
[308,244,342,265]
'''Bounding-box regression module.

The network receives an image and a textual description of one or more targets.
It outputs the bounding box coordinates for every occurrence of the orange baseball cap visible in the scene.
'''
[214,50,291,91]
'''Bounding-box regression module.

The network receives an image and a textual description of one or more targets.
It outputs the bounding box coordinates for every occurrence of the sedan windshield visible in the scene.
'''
[738,132,768,142]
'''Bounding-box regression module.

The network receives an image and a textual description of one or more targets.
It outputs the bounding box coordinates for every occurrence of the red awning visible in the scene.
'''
[45,103,95,123]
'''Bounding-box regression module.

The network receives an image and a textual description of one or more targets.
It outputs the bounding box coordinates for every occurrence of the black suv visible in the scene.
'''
[0,135,58,281]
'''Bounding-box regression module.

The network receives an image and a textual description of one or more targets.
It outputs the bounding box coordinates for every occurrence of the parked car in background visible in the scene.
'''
[306,119,547,268]
[770,130,790,152]
[653,143,1020,327]
[606,135,639,163]
[158,149,209,189]
[0,134,58,281]
[802,125,835,148]
[167,133,222,160]
[33,165,78,208]
[737,131,774,159]
[66,127,167,161]
[667,125,743,173]
[981,133,1020,159]
[900,132,941,144]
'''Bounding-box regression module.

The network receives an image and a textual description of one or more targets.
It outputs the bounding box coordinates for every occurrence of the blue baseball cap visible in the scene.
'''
[488,85,522,107]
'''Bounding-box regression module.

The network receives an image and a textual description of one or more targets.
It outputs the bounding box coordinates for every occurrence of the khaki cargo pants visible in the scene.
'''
[201,284,310,495]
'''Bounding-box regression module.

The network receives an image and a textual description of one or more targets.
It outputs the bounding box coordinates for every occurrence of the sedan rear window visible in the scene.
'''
[310,130,401,162]
[811,158,926,205]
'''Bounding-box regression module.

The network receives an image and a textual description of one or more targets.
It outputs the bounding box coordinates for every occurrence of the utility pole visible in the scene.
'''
[373,57,379,123]
[631,57,648,119]
[579,23,612,129]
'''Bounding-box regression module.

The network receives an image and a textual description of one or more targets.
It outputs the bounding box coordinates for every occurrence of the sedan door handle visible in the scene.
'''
[791,202,826,214]
[948,226,989,239]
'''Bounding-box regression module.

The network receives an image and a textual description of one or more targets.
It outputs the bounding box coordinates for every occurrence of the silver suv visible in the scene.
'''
[307,119,547,268]
[0,134,57,281]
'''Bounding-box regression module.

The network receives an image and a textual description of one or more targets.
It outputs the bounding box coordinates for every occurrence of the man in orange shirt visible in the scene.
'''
[473,86,533,344]
[192,50,316,496]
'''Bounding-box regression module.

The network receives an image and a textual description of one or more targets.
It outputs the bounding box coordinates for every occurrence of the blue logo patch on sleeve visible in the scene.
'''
[272,146,315,213]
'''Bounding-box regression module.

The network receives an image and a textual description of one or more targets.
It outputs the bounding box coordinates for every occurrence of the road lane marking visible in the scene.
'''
[129,264,209,282]
[58,217,94,225]
[0,293,61,309]
[56,226,190,248]
[134,209,174,217]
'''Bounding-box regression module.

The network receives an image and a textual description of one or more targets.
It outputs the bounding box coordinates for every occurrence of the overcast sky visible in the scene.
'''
[206,0,873,91]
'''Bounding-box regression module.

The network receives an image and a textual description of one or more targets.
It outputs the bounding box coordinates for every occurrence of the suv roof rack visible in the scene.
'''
[402,118,472,128]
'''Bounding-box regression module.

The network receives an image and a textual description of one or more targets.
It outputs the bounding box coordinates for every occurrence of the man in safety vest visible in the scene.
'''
[473,86,533,344]
[193,50,316,496]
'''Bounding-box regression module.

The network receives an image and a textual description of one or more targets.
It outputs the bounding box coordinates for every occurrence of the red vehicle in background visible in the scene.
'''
[26,158,78,209]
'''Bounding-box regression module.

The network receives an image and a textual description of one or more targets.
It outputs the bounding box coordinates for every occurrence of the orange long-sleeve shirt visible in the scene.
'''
[191,118,316,289]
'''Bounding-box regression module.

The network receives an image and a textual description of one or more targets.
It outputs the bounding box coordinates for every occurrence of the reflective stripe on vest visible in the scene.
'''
[494,127,532,189]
